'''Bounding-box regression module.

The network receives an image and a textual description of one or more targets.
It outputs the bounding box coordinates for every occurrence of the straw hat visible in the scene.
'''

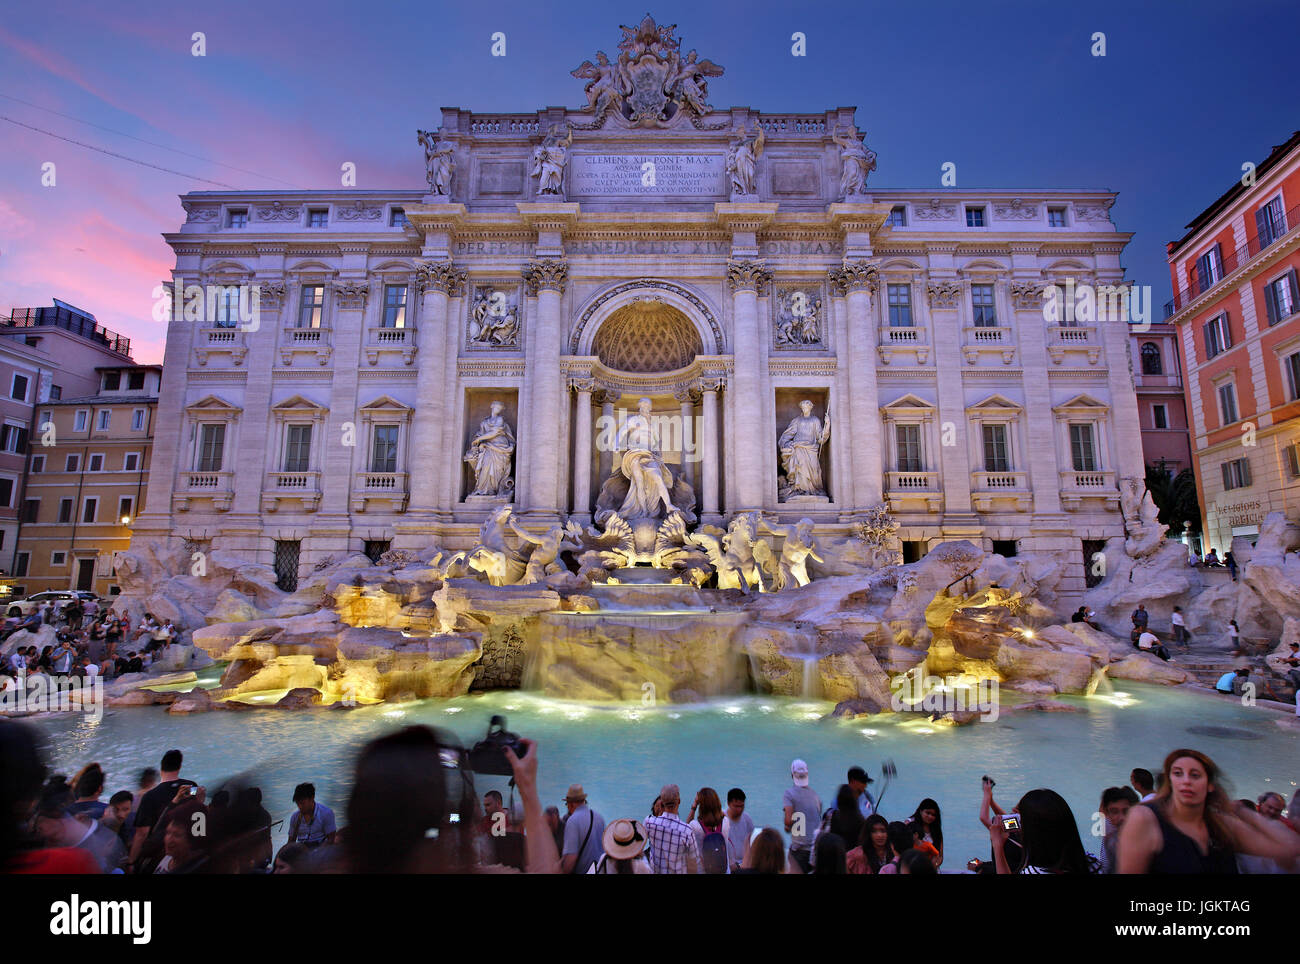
[564,783,587,804]
[602,819,648,861]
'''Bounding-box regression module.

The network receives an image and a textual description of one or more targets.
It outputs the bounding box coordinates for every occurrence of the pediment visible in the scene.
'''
[968,393,1021,412]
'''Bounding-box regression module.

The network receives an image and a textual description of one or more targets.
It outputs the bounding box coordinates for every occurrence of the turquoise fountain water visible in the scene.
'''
[23,682,1299,865]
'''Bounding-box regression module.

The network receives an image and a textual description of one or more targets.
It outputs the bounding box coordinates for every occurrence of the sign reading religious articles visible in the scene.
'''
[774,287,825,349]
[569,153,726,196]
[570,14,725,128]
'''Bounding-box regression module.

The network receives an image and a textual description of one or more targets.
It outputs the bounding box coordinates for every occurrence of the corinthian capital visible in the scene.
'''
[726,259,772,293]
[828,260,879,294]
[414,260,467,296]
[332,281,370,309]
[523,258,569,295]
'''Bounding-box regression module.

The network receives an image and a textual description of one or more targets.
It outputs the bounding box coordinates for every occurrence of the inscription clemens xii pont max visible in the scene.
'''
[569,153,724,196]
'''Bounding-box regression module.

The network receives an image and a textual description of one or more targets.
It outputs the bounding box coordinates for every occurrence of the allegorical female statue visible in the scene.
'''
[465,401,515,497]
[417,130,454,196]
[831,124,877,198]
[778,400,831,500]
[726,124,764,197]
[530,122,573,196]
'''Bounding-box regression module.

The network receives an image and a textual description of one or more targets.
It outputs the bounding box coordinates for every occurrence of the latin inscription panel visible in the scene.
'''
[569,153,725,196]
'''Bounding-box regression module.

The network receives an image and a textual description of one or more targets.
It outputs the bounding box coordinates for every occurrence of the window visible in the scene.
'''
[88,454,104,473]
[49,385,61,401]
[20,499,38,523]
[1203,314,1230,359]
[274,540,301,592]
[1285,350,1300,401]
[1082,539,1107,589]
[197,423,226,472]
[1285,442,1300,480]
[1256,195,1286,249]
[308,208,328,228]
[1047,207,1067,227]
[371,425,399,473]
[1263,269,1299,326]
[118,496,133,522]
[228,208,248,228]
[1140,342,1163,375]
[382,285,408,328]
[39,410,51,429]
[992,539,1018,558]
[1195,244,1222,293]
[73,410,88,432]
[1221,458,1252,490]
[128,371,145,391]
[982,424,1010,472]
[298,285,324,329]
[966,207,986,227]
[81,497,98,523]
[971,284,997,327]
[64,454,80,473]
[57,498,73,524]
[364,540,391,563]
[0,424,27,454]
[96,410,111,431]
[1153,404,1169,430]
[14,553,29,578]
[123,452,140,472]
[0,478,12,508]
[10,374,29,402]
[901,540,926,564]
[284,424,313,472]
[103,372,121,391]
[213,286,241,328]
[30,455,44,473]
[887,284,913,327]
[131,409,146,431]
[885,205,906,228]
[1069,424,1098,471]
[390,207,407,227]
[895,423,923,472]
[50,551,66,567]
[1218,382,1238,425]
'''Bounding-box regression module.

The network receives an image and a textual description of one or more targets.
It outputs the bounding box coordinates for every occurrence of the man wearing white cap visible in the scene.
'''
[783,759,821,874]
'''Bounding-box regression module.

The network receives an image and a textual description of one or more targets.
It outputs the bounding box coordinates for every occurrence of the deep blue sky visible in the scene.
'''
[2,0,1297,360]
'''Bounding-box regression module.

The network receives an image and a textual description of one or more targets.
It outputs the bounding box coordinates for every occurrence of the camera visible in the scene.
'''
[467,715,527,776]
[999,813,1021,832]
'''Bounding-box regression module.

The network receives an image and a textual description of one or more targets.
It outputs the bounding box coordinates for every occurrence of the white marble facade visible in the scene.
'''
[135,22,1144,597]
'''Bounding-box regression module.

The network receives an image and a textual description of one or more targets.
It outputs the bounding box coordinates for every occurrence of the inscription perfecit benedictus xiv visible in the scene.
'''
[569,154,725,196]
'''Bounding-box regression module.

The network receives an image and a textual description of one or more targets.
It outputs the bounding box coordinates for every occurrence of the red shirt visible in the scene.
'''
[8,847,102,874]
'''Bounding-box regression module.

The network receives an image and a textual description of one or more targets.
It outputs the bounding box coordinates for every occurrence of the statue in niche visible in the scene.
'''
[530,123,573,196]
[831,125,877,198]
[616,397,677,520]
[470,288,520,347]
[417,130,454,196]
[778,400,831,501]
[464,401,515,498]
[760,518,823,590]
[726,124,764,197]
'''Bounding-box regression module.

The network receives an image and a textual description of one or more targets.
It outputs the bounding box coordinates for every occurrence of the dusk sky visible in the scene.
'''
[2,0,1297,364]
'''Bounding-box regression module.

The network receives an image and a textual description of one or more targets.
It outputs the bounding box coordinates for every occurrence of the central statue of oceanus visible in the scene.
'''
[594,397,696,526]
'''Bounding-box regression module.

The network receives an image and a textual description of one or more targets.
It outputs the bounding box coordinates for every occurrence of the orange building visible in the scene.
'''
[1165,131,1300,553]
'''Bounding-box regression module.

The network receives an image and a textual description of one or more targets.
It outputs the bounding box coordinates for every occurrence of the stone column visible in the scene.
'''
[522,258,568,521]
[701,379,722,521]
[596,391,616,485]
[830,261,884,510]
[675,386,699,495]
[726,260,771,511]
[570,379,594,522]
[407,261,465,520]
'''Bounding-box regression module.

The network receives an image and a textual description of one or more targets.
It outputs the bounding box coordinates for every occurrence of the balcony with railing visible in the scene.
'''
[1046,324,1101,365]
[173,471,234,512]
[1164,200,1300,317]
[970,470,1031,512]
[876,326,931,364]
[885,470,941,512]
[365,326,416,366]
[280,327,333,365]
[195,326,247,366]
[1059,469,1119,511]
[352,471,409,513]
[961,326,1016,364]
[262,471,322,512]
[2,306,132,356]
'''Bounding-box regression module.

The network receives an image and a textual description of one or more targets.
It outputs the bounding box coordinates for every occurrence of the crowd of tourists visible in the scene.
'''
[1,599,179,683]
[3,718,1298,874]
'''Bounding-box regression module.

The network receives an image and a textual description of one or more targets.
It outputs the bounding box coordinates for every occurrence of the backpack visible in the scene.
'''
[699,824,728,874]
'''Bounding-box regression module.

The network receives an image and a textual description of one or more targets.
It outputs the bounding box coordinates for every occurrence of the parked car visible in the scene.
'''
[6,590,98,619]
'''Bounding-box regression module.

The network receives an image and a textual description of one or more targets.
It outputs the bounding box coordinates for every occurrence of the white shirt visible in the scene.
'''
[1138,632,1159,650]
[1171,612,1185,627]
